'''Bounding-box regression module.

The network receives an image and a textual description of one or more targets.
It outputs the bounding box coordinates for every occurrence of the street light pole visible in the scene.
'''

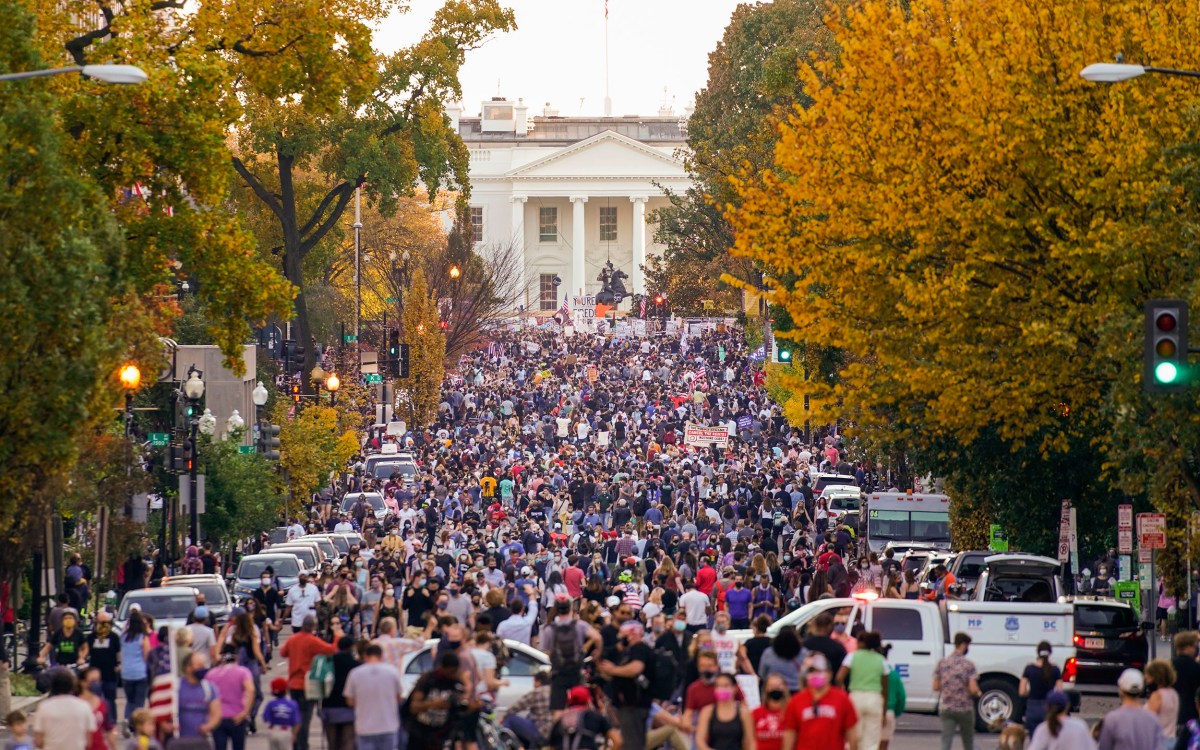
[182,368,205,545]
[354,187,362,361]
[0,64,148,84]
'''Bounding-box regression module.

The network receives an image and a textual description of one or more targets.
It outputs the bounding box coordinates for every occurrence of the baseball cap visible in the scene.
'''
[270,677,288,695]
[1045,690,1070,709]
[606,595,622,607]
[1117,668,1144,695]
[193,606,209,620]
[567,686,592,707]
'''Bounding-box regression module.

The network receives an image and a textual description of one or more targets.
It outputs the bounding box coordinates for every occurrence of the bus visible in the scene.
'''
[864,491,952,553]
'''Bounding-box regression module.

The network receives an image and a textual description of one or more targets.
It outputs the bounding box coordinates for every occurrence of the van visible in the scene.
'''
[864,491,952,552]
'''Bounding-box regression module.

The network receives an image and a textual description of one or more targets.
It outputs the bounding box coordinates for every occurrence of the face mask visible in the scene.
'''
[261,577,272,586]
[437,601,449,610]
[416,579,427,587]
[88,680,103,695]
[444,640,461,651]
[806,673,828,690]
[714,623,728,634]
[833,623,846,635]
[96,624,111,635]
[701,671,717,683]
[385,588,395,596]
[194,667,210,681]
[767,689,787,701]
[714,688,734,702]
[673,620,687,632]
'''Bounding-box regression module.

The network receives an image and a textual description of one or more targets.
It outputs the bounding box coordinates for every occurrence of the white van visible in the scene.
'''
[864,491,952,552]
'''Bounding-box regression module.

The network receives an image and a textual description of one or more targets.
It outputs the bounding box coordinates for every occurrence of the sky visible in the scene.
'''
[373,0,750,118]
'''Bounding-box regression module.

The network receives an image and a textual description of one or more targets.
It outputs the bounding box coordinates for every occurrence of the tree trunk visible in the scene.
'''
[277,152,317,394]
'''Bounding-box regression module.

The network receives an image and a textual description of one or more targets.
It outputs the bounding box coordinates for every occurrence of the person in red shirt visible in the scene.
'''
[695,559,717,597]
[563,557,586,600]
[279,614,340,750]
[781,653,858,750]
[754,673,790,750]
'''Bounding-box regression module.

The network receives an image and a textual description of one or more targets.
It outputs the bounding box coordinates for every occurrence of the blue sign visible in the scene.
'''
[895,664,910,679]
[1005,617,1020,631]
[737,416,752,430]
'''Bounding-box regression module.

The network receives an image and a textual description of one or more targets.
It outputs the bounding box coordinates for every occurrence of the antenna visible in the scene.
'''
[604,0,612,116]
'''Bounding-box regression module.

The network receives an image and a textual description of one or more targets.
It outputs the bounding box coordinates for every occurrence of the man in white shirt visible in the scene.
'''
[33,668,95,750]
[186,607,218,666]
[285,574,321,629]
[678,580,711,633]
[287,519,305,541]
[333,515,354,533]
[496,588,538,646]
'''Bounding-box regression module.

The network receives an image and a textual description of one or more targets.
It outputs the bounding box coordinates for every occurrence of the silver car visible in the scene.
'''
[114,586,199,636]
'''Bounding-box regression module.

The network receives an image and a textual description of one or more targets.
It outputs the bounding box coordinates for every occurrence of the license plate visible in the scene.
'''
[1084,637,1105,650]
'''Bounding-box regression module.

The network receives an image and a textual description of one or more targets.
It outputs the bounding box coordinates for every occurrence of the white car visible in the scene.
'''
[399,638,550,715]
[339,492,390,522]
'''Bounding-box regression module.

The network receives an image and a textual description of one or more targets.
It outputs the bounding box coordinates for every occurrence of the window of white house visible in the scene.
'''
[470,207,483,244]
[539,207,558,242]
[599,206,617,242]
[539,274,559,311]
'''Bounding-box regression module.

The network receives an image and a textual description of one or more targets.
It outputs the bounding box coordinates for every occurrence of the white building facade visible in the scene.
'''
[453,98,692,313]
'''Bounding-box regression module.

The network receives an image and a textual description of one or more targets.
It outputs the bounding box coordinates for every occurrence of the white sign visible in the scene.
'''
[684,423,729,448]
[1057,499,1072,563]
[1138,513,1167,550]
[1118,504,1133,554]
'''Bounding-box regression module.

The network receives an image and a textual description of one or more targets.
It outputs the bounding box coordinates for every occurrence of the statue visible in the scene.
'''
[595,261,629,305]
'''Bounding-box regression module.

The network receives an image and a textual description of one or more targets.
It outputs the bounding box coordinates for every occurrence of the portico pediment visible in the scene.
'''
[506,130,685,180]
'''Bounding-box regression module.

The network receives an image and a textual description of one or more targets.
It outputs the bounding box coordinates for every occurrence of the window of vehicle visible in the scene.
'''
[830,496,860,511]
[183,583,228,606]
[871,608,925,641]
[325,536,350,555]
[813,476,856,492]
[373,462,417,480]
[271,548,317,568]
[910,512,951,543]
[118,593,196,621]
[503,651,545,677]
[406,649,433,675]
[869,510,910,540]
[268,527,289,544]
[237,557,299,579]
[955,555,988,580]
[1076,604,1138,630]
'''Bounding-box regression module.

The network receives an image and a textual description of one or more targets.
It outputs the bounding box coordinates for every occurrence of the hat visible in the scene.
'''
[1045,690,1070,709]
[606,595,622,607]
[193,606,209,620]
[270,677,288,695]
[1117,668,1145,695]
[566,686,592,707]
[619,620,644,635]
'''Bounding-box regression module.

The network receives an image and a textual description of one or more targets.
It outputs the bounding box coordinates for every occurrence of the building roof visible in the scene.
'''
[458,115,688,147]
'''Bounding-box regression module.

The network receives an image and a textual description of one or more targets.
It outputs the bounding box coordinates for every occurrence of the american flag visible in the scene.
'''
[640,297,646,318]
[693,365,708,389]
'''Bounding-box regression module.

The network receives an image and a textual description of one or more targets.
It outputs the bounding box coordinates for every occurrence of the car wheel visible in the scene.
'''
[976,677,1019,732]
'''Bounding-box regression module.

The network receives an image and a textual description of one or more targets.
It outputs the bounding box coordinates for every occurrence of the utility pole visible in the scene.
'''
[354,186,362,369]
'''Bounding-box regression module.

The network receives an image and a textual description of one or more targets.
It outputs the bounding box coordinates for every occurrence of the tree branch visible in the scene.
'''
[298,182,352,239]
[300,186,355,254]
[231,157,284,219]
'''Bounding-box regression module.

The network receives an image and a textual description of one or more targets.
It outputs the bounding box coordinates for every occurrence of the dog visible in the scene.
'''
[997,721,1028,750]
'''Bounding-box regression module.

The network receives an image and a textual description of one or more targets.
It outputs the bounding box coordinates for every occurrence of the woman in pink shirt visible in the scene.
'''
[205,645,255,750]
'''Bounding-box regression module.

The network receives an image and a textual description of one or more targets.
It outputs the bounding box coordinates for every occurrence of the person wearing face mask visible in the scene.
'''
[684,651,745,732]
[85,612,119,724]
[597,620,655,750]
[781,654,859,750]
[80,666,114,750]
[710,611,752,675]
[695,672,756,750]
[932,632,981,750]
[803,612,848,674]
[754,673,791,750]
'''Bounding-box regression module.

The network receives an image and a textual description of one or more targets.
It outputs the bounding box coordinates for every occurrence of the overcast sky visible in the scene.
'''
[373,0,749,118]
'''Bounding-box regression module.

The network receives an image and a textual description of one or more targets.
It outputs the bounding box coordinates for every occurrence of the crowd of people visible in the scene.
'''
[25,320,1199,750]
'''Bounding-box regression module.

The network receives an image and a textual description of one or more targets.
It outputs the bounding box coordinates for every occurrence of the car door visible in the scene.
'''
[869,602,939,711]
[402,647,434,696]
[494,647,545,712]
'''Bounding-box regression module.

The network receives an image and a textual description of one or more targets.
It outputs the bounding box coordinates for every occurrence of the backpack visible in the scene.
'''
[489,636,511,670]
[549,620,582,672]
[305,654,334,701]
[182,556,202,575]
[648,646,678,702]
[554,707,598,750]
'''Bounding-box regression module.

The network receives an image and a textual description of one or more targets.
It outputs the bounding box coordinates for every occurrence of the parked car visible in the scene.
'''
[160,574,233,625]
[947,551,991,599]
[232,553,303,599]
[263,545,320,575]
[399,639,550,716]
[1070,598,1149,685]
[811,473,858,493]
[115,586,199,636]
[339,491,389,522]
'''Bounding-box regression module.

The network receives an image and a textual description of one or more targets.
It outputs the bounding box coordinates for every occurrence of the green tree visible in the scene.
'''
[229,0,516,387]
[196,434,285,546]
[278,405,358,502]
[398,268,446,427]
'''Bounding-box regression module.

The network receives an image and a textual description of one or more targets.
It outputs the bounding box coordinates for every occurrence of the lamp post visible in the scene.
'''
[1080,62,1200,83]
[226,410,244,436]
[354,187,362,354]
[0,64,148,84]
[325,373,341,406]
[182,368,205,544]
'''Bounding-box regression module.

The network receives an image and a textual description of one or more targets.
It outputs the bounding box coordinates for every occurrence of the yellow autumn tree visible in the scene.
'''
[277,404,359,501]
[398,267,446,428]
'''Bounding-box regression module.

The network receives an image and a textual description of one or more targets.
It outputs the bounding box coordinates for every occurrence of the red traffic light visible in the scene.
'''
[1157,312,1178,332]
[655,296,664,305]
[439,320,449,329]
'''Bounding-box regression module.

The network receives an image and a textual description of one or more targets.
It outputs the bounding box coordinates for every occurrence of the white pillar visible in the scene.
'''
[570,195,588,296]
[631,195,648,295]
[511,195,528,306]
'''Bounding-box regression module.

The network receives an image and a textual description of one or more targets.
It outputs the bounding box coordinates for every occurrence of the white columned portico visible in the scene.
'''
[631,195,648,295]
[570,195,588,296]
[511,195,528,305]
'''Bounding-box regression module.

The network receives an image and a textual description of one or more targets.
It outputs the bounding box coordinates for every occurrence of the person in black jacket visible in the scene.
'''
[1174,631,1200,750]
[321,635,360,750]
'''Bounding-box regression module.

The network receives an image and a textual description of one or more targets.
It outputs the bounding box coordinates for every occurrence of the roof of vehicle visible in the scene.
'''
[866,492,950,510]
[822,485,861,496]
[240,552,303,560]
[984,553,1061,567]
[1064,596,1130,608]
[125,585,197,598]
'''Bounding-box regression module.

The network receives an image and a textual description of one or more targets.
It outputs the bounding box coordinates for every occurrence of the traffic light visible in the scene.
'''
[397,343,410,379]
[439,320,449,330]
[387,329,399,359]
[775,340,793,364]
[291,383,301,403]
[257,421,281,460]
[181,438,195,472]
[168,442,187,473]
[1145,299,1189,392]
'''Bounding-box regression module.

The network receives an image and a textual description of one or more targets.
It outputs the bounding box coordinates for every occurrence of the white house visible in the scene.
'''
[454,98,692,313]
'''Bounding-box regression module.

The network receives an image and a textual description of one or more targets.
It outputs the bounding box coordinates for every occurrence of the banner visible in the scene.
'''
[684,423,729,448]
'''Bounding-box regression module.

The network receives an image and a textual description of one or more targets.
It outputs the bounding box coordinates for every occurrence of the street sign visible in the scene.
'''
[364,373,383,385]
[1139,513,1167,550]
[1057,499,1072,563]
[343,335,357,343]
[988,525,1009,553]
[148,433,170,447]
[1112,580,1141,614]
[238,445,254,455]
[1118,504,1134,554]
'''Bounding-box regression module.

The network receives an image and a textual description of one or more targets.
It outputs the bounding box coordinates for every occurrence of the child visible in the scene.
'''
[262,677,300,750]
[123,708,162,750]
[4,711,31,750]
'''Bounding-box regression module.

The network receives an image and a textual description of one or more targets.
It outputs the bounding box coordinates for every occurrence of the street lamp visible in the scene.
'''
[449,265,461,280]
[226,409,244,434]
[1080,62,1200,83]
[325,373,341,405]
[252,381,269,408]
[0,64,149,84]
[198,408,217,437]
[182,367,204,544]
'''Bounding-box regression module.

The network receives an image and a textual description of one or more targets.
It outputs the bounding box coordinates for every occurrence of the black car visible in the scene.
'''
[1072,599,1149,685]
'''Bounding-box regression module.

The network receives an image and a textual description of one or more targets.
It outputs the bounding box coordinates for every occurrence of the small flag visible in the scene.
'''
[693,365,708,390]
[605,0,609,19]
[640,297,646,318]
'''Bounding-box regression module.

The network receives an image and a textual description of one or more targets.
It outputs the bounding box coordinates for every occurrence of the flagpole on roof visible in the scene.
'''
[604,0,612,116]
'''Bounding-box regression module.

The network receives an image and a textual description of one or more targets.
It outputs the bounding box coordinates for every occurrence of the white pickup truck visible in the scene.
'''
[731,595,1077,730]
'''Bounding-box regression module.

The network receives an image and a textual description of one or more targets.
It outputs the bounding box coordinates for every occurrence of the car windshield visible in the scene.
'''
[831,496,860,511]
[1077,605,1138,630]
[868,510,950,543]
[238,557,299,578]
[373,462,416,480]
[814,476,855,492]
[268,528,289,543]
[270,548,316,567]
[118,593,196,621]
[185,583,227,606]
[325,536,350,554]
[956,556,988,580]
[340,494,384,512]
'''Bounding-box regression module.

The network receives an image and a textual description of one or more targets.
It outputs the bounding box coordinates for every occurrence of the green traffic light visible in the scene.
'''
[1156,361,1180,384]
[779,349,791,361]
